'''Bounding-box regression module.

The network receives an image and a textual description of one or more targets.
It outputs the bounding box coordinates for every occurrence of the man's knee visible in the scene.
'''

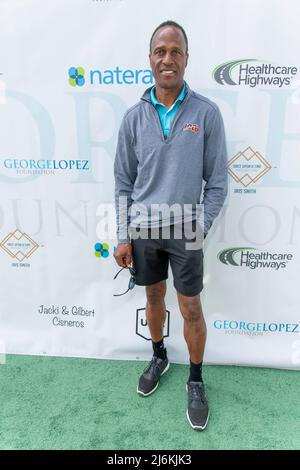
[146,280,166,305]
[177,292,203,322]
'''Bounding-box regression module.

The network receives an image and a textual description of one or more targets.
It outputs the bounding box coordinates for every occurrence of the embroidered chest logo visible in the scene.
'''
[183,123,200,133]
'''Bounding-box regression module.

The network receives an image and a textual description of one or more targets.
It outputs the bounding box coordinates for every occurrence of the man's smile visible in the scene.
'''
[160,70,177,76]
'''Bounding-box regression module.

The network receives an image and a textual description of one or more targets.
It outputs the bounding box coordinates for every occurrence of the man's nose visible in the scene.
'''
[162,52,174,65]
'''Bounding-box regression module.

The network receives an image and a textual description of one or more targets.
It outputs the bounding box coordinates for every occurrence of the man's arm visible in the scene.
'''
[201,106,228,237]
[114,114,138,245]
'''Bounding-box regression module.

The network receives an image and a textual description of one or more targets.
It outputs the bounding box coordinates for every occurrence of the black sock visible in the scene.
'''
[152,338,167,360]
[188,360,203,383]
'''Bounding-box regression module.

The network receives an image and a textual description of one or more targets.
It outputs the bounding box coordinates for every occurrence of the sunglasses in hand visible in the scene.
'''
[113,265,136,297]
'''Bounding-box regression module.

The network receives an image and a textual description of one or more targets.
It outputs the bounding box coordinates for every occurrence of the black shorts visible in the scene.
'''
[130,221,204,297]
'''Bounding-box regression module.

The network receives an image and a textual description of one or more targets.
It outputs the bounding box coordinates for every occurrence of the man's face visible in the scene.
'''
[149,26,188,90]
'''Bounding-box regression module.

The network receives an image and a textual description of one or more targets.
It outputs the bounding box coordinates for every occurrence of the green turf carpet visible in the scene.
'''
[0,354,299,450]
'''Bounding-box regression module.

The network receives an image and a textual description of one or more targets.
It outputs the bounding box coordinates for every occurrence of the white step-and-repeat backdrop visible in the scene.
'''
[1,0,300,369]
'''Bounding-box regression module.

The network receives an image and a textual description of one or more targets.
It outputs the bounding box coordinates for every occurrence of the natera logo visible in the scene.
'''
[218,247,293,270]
[68,66,153,86]
[94,242,116,258]
[68,67,85,87]
[213,59,298,87]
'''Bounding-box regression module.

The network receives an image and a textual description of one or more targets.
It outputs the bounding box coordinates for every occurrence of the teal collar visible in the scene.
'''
[150,82,186,109]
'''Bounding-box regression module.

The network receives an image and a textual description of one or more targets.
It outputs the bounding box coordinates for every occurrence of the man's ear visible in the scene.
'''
[185,52,189,68]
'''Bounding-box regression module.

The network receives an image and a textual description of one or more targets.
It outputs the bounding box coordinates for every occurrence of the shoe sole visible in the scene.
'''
[137,361,170,397]
[186,384,209,431]
[186,409,210,431]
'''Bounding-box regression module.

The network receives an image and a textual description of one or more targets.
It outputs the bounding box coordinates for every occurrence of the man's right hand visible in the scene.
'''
[113,242,132,268]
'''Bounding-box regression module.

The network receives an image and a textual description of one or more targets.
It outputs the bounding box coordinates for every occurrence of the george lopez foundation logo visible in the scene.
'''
[213,59,298,87]
[213,319,299,336]
[183,123,200,133]
[227,147,272,192]
[2,158,89,176]
[0,229,39,261]
[218,247,293,270]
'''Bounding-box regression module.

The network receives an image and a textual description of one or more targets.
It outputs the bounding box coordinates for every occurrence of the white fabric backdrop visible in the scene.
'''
[0,0,300,369]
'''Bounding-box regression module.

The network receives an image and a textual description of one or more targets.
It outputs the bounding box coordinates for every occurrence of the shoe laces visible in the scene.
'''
[144,357,162,378]
[189,382,206,404]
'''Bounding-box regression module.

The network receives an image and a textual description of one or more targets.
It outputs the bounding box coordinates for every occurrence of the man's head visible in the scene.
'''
[149,21,189,91]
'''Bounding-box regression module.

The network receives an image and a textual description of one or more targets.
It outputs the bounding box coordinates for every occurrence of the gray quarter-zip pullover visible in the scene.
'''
[114,82,228,243]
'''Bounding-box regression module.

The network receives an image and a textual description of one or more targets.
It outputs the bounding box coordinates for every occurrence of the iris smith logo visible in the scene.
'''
[68,67,85,87]
[218,247,293,270]
[227,147,272,187]
[0,229,39,261]
[213,59,297,87]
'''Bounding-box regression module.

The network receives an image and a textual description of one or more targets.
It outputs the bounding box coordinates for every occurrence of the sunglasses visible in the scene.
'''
[113,266,136,296]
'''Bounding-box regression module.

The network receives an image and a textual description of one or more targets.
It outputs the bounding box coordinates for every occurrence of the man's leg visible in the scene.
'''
[177,292,206,365]
[177,291,209,431]
[137,280,170,396]
[145,280,167,342]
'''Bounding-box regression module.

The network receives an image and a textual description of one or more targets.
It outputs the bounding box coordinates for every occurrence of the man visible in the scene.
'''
[114,21,228,431]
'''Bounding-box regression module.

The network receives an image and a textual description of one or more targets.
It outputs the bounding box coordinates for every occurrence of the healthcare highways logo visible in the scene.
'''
[213,59,298,87]
[218,247,293,270]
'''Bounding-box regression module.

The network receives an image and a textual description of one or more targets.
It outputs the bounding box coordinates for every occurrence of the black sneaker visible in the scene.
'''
[186,381,209,431]
[137,355,169,396]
